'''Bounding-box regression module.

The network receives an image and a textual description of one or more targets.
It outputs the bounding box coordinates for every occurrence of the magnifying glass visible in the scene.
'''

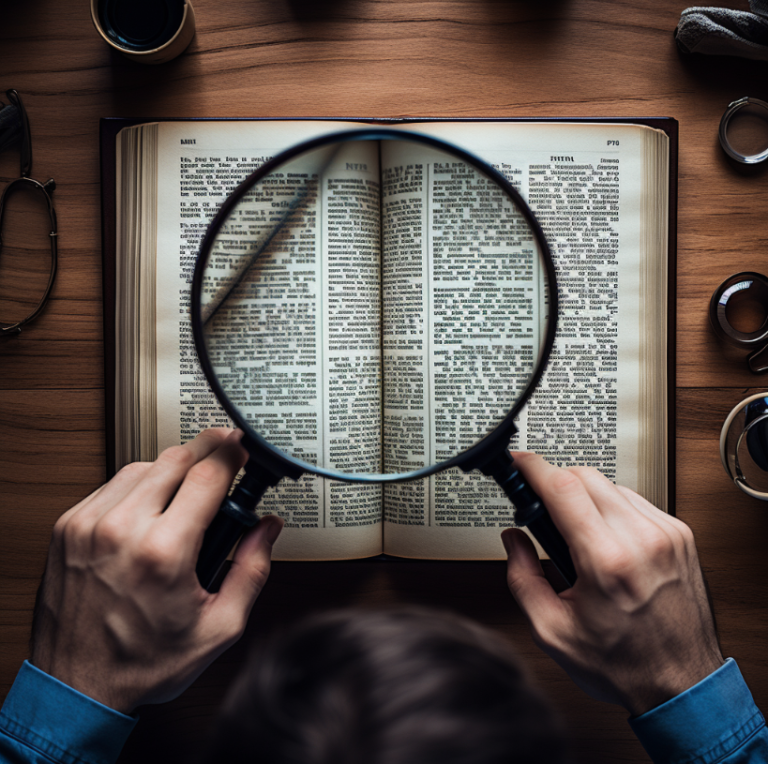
[710,272,768,372]
[721,392,768,499]
[719,97,768,165]
[191,128,576,591]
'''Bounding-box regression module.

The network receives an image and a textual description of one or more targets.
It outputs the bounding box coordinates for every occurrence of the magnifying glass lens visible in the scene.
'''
[725,282,768,335]
[735,420,768,494]
[720,97,768,165]
[199,134,551,479]
[725,103,768,159]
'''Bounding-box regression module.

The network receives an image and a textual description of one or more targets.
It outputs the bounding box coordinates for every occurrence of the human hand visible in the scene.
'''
[30,429,283,714]
[502,452,723,717]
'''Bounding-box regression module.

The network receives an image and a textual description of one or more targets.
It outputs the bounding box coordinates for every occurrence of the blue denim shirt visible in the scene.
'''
[0,658,765,763]
[0,662,135,764]
[630,659,768,763]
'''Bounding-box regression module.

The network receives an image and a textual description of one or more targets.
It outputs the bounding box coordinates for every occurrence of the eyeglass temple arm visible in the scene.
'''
[5,90,32,178]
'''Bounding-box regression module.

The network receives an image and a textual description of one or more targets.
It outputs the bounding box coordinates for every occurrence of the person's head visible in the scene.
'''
[203,606,570,764]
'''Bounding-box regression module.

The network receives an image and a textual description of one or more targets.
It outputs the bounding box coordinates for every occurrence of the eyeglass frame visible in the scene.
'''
[0,89,58,337]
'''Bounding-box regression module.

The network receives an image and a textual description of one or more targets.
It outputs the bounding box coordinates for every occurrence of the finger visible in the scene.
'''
[52,462,153,547]
[77,462,153,520]
[553,469,697,588]
[615,485,700,562]
[619,498,711,636]
[164,430,249,541]
[615,485,680,530]
[121,429,233,517]
[209,515,284,634]
[566,467,658,534]
[503,528,569,636]
[52,485,106,534]
[53,468,139,528]
[60,485,105,518]
[510,452,611,552]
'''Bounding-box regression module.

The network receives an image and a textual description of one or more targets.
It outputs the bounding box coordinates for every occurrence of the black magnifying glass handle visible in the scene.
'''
[196,463,280,591]
[483,452,577,587]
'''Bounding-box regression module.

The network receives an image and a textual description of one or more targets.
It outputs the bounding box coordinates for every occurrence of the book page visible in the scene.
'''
[116,119,668,563]
[151,121,385,560]
[381,122,667,560]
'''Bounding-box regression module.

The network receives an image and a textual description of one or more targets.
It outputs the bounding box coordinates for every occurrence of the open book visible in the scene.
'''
[103,118,676,561]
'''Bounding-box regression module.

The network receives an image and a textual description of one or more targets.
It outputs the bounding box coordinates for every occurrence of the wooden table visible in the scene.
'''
[2,1,768,761]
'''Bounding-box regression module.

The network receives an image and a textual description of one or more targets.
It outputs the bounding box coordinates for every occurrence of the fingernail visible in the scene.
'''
[502,528,527,556]
[263,516,284,545]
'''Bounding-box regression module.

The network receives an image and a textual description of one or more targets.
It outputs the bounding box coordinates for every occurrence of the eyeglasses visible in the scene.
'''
[0,89,57,337]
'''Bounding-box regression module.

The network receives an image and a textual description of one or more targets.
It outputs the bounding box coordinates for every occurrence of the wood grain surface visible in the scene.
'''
[2,1,768,761]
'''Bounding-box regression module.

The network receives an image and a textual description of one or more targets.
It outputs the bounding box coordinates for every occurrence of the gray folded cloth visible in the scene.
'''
[676,0,768,59]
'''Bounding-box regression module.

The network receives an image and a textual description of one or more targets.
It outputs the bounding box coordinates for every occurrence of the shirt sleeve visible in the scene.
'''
[630,658,768,764]
[0,660,137,764]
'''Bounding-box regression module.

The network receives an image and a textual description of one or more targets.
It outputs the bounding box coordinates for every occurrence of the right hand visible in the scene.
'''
[502,452,724,717]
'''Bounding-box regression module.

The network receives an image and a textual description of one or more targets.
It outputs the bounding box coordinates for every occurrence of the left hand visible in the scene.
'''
[30,428,283,714]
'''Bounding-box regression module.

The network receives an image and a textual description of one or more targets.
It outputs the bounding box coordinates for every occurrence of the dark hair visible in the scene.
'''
[203,607,569,764]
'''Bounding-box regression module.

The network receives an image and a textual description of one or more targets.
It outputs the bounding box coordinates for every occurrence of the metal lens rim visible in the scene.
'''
[191,127,559,483]
[710,271,768,347]
[733,412,768,500]
[719,97,768,165]
[720,392,768,500]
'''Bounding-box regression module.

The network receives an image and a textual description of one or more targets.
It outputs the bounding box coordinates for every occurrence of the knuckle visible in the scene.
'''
[52,513,70,544]
[186,458,226,488]
[672,517,695,546]
[645,528,674,560]
[506,570,527,600]
[91,513,126,553]
[117,460,150,481]
[135,530,180,576]
[198,427,230,443]
[157,444,196,471]
[549,469,583,497]
[61,510,95,548]
[238,557,272,595]
[595,541,635,579]
[248,562,271,593]
[568,465,602,483]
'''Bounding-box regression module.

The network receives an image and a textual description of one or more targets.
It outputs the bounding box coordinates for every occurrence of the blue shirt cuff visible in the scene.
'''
[0,660,137,764]
[629,658,766,764]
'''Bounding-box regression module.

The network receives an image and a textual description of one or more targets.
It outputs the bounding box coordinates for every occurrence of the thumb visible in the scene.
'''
[502,528,564,626]
[214,515,284,618]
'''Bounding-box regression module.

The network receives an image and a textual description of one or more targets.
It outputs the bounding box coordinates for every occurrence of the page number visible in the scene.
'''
[607,140,620,146]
